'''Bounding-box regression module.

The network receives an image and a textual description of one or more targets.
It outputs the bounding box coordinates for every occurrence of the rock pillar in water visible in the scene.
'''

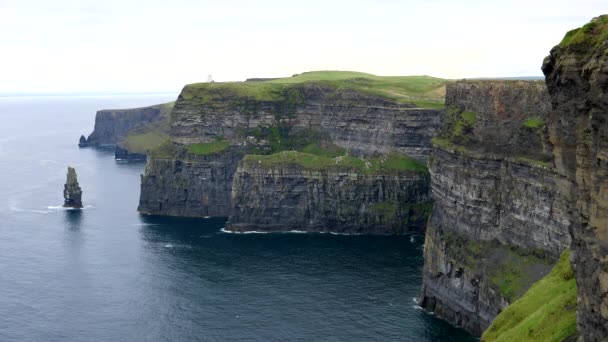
[63,166,83,208]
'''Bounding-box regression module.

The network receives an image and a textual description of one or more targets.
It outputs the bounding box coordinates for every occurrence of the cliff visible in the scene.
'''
[419,80,572,335]
[226,151,431,234]
[138,143,243,217]
[139,72,446,233]
[542,15,608,341]
[170,81,443,160]
[80,102,174,160]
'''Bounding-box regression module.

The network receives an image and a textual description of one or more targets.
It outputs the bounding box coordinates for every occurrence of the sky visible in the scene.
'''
[0,0,606,94]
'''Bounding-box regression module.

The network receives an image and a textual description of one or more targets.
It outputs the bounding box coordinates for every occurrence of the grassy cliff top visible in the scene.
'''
[181,71,448,108]
[242,150,428,174]
[560,15,608,49]
[482,250,577,342]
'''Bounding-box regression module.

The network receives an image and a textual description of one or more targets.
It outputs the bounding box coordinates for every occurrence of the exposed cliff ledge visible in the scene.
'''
[542,15,608,341]
[419,80,572,336]
[226,151,432,234]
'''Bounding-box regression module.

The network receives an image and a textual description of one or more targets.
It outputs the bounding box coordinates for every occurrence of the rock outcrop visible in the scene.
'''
[139,77,444,232]
[80,102,174,161]
[63,166,83,208]
[226,152,432,234]
[419,80,572,335]
[78,135,90,147]
[542,15,608,341]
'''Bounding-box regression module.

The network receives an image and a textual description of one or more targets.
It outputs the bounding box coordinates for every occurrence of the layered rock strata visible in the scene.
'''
[138,145,243,217]
[419,80,572,335]
[139,82,443,227]
[170,83,442,160]
[226,153,432,234]
[542,15,608,341]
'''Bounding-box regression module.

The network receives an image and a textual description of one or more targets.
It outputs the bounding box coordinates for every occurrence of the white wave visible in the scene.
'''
[9,206,50,214]
[204,216,211,219]
[47,204,94,211]
[164,244,174,248]
[219,227,363,235]
[413,305,424,310]
[219,227,270,234]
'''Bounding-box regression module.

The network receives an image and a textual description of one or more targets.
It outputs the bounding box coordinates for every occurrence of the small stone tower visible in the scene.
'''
[63,166,83,208]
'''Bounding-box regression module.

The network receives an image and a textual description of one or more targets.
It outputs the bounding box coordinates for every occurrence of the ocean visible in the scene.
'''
[0,95,475,341]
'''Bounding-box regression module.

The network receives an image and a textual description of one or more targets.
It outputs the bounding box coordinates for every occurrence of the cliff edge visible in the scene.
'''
[542,15,608,341]
[419,80,572,335]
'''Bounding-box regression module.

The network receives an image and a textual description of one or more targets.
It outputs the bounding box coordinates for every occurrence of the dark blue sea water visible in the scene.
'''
[0,95,475,341]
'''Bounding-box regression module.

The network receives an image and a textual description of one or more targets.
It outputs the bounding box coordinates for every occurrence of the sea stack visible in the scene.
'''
[78,135,90,147]
[63,166,83,208]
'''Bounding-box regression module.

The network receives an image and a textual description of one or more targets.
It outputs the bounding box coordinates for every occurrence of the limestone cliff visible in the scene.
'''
[226,151,432,234]
[419,80,572,335]
[138,144,243,217]
[542,15,608,341]
[170,82,442,160]
[139,75,445,228]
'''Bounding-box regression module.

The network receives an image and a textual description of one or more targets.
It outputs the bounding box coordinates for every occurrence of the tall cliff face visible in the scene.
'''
[542,15,608,341]
[138,144,243,217]
[419,80,572,336]
[139,79,444,226]
[226,151,431,234]
[170,83,442,160]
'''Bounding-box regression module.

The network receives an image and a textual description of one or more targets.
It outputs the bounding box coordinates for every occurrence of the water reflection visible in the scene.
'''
[64,209,83,231]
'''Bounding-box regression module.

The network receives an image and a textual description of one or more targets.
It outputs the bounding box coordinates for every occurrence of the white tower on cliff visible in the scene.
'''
[207,74,213,83]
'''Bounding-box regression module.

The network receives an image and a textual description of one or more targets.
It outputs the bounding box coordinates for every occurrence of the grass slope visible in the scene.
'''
[482,250,577,342]
[560,15,608,49]
[184,71,449,108]
[243,150,427,174]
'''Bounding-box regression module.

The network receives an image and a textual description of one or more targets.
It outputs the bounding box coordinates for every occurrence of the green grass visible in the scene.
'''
[560,15,608,49]
[123,130,168,154]
[121,101,175,154]
[181,71,449,108]
[482,250,577,342]
[300,142,346,158]
[243,150,427,174]
[523,118,545,129]
[187,140,230,155]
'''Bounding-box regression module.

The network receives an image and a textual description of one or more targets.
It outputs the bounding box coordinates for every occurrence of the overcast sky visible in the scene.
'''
[0,0,606,93]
